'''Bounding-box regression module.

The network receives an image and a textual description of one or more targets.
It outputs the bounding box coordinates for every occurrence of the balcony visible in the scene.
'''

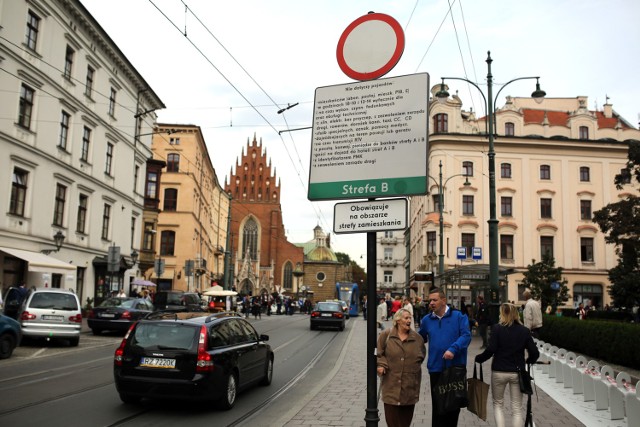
[380,237,397,245]
[380,258,398,267]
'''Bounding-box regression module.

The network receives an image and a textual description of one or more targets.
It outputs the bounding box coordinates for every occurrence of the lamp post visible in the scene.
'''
[435,51,545,321]
[41,230,66,254]
[428,160,471,277]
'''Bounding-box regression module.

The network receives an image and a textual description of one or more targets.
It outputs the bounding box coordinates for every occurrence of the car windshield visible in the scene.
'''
[99,298,135,308]
[316,302,341,312]
[29,293,78,310]
[131,323,198,350]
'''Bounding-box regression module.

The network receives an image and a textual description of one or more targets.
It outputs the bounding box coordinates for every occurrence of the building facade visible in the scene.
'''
[0,0,163,306]
[374,230,407,297]
[409,87,640,308]
[224,135,304,297]
[150,124,230,292]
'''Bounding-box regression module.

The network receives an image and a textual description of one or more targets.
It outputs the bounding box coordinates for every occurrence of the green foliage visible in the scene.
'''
[520,254,569,311]
[539,315,640,369]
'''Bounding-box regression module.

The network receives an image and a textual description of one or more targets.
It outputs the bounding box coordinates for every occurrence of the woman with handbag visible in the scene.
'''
[377,308,426,427]
[475,303,539,427]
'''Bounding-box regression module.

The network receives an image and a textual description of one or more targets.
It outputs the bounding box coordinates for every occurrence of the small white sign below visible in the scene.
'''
[333,198,407,234]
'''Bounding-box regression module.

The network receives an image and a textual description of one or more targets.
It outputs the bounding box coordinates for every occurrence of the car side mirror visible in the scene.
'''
[259,334,269,342]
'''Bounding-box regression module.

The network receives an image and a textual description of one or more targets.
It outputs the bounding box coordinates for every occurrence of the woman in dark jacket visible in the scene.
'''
[377,308,426,427]
[475,303,539,427]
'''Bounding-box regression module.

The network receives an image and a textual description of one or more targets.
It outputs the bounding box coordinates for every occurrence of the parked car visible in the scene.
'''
[153,291,203,312]
[113,311,274,409]
[87,297,154,335]
[3,288,81,346]
[0,313,22,359]
[310,301,345,331]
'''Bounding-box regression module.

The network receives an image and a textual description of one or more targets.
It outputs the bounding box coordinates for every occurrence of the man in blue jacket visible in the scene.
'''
[418,287,471,427]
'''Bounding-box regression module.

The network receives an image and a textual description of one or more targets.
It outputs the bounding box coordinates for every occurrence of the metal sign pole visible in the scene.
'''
[364,229,379,426]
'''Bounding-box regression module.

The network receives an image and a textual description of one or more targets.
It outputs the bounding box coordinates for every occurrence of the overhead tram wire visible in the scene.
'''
[447,0,478,115]
[414,0,457,72]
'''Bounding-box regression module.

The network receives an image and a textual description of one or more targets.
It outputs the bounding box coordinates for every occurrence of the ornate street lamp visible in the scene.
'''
[435,51,545,322]
[130,249,139,268]
[41,230,66,254]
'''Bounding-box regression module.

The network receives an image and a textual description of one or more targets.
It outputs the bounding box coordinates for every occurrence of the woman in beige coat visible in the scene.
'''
[377,308,426,427]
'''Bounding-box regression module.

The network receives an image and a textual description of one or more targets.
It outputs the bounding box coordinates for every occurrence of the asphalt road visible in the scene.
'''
[0,313,350,427]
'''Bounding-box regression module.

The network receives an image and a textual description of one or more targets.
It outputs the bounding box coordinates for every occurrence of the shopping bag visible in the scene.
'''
[467,362,490,421]
[434,364,468,414]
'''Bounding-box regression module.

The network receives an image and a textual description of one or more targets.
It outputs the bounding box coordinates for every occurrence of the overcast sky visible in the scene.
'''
[81,0,640,268]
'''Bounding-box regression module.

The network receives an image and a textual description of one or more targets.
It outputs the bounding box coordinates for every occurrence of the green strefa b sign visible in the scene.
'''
[308,73,429,201]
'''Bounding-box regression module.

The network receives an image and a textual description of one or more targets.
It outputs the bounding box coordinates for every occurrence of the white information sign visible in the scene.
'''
[309,73,429,201]
[333,198,407,234]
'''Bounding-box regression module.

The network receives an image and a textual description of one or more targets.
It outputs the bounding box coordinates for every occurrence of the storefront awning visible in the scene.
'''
[0,246,77,275]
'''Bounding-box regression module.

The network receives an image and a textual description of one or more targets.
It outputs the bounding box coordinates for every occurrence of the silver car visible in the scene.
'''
[15,288,81,346]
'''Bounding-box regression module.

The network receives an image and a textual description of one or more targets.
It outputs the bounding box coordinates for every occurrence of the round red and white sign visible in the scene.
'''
[336,12,405,81]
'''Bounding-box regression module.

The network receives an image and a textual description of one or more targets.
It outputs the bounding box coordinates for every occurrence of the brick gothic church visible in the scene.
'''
[224,135,304,297]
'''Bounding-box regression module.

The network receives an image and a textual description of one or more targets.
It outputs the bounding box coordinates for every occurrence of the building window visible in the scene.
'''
[462,161,474,177]
[579,126,589,140]
[85,66,94,98]
[10,168,28,216]
[540,236,554,258]
[501,196,513,216]
[145,171,158,199]
[105,143,114,175]
[63,45,74,80]
[143,222,155,251]
[384,231,393,238]
[242,217,258,260]
[134,165,140,192]
[163,188,178,211]
[433,194,443,213]
[500,235,514,260]
[131,217,136,248]
[462,195,474,215]
[169,137,180,145]
[101,204,111,240]
[160,231,175,256]
[81,126,91,161]
[540,164,551,180]
[384,271,393,285]
[384,247,393,261]
[77,194,87,233]
[581,237,594,262]
[434,113,448,133]
[540,198,552,218]
[580,166,590,182]
[108,87,117,116]
[501,162,512,178]
[18,84,35,129]
[25,10,40,51]
[505,122,515,136]
[461,233,475,258]
[620,168,632,184]
[283,262,292,289]
[580,200,592,220]
[58,111,70,149]
[427,231,436,255]
[53,184,66,226]
[167,153,180,172]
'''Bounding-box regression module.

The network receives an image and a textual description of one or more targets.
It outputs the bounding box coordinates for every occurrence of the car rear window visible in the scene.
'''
[317,302,340,312]
[29,293,78,310]
[131,323,198,350]
[99,298,131,308]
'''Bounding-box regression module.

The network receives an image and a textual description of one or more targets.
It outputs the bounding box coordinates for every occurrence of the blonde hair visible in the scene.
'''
[499,303,522,327]
[392,308,411,328]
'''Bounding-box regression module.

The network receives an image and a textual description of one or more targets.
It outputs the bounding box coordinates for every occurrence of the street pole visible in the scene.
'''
[364,217,379,425]
[486,53,500,322]
[438,161,445,276]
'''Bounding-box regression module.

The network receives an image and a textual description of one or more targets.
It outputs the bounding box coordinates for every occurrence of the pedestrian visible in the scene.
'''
[377,308,426,427]
[117,288,127,298]
[418,287,471,427]
[475,295,490,348]
[276,296,282,315]
[402,296,415,330]
[390,296,402,318]
[522,290,543,338]
[575,302,586,320]
[362,295,368,320]
[377,298,388,330]
[475,303,540,427]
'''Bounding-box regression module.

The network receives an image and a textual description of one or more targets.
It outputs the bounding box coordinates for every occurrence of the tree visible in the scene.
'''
[520,254,569,312]
[335,252,367,294]
[592,140,640,309]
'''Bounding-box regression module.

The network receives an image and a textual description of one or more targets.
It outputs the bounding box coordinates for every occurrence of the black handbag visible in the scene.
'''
[517,365,533,395]
[434,364,469,414]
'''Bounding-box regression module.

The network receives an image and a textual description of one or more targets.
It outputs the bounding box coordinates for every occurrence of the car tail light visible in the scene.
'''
[121,311,132,320]
[68,314,82,323]
[196,325,214,373]
[311,311,319,318]
[114,323,136,366]
[21,311,36,321]
[333,312,344,319]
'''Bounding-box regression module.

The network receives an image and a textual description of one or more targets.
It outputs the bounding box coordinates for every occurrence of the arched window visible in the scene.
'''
[434,113,448,133]
[242,217,258,260]
[540,164,551,180]
[283,262,293,289]
[579,126,589,140]
[580,166,590,182]
[163,188,178,211]
[505,122,515,136]
[167,153,180,172]
[160,230,175,256]
[463,161,473,177]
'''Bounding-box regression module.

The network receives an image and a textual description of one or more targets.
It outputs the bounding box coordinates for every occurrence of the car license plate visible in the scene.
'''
[100,313,115,318]
[321,313,332,317]
[42,315,63,321]
[140,357,176,369]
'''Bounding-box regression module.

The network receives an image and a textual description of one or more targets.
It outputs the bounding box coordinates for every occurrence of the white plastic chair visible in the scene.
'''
[625,380,640,427]
[562,351,576,388]
[583,360,600,402]
[572,355,588,395]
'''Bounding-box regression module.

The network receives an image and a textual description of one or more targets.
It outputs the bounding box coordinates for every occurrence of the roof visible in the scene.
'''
[519,109,631,130]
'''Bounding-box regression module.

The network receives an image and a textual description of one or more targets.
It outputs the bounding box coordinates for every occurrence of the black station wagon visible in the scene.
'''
[113,311,273,409]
